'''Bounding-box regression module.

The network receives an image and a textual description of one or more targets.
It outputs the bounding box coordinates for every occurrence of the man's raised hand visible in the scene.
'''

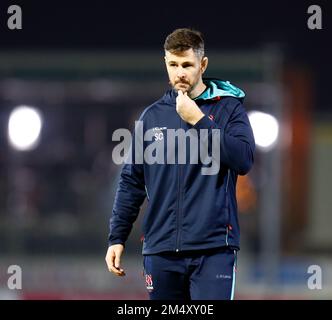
[176,90,204,126]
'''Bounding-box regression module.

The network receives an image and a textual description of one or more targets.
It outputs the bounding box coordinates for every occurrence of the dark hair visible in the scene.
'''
[164,28,205,57]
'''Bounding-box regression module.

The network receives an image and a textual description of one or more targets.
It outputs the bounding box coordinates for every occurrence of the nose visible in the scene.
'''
[176,67,186,79]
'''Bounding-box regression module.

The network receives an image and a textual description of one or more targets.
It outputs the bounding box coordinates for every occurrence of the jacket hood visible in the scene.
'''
[195,78,245,102]
[161,79,245,105]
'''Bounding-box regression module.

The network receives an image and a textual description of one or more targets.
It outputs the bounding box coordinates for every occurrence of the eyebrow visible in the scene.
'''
[167,60,194,65]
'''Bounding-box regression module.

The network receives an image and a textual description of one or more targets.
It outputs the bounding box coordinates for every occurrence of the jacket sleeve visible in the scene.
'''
[193,100,255,175]
[108,125,146,246]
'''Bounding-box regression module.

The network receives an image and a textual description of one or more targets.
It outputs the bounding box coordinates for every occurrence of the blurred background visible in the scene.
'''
[0,0,331,299]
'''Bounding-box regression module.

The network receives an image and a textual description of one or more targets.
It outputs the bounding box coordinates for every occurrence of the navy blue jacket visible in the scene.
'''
[109,79,255,254]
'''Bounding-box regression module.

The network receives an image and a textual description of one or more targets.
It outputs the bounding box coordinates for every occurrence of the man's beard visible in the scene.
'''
[172,80,194,93]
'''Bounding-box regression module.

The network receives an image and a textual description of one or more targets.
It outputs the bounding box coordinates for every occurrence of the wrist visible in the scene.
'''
[189,112,205,126]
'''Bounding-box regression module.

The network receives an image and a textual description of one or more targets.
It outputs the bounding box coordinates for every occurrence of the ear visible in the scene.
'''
[201,56,208,74]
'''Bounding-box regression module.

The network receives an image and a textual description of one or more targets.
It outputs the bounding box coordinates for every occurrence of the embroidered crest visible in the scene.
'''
[145,274,154,291]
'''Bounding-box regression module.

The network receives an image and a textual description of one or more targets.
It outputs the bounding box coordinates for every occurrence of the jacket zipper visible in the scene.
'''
[225,168,230,193]
[175,165,183,252]
[144,185,150,201]
[175,118,184,252]
[225,169,231,246]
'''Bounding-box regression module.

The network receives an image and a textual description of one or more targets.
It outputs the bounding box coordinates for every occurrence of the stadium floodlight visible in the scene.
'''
[8,106,43,151]
[248,110,279,151]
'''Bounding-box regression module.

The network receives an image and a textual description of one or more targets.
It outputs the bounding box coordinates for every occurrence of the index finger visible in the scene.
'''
[110,265,126,276]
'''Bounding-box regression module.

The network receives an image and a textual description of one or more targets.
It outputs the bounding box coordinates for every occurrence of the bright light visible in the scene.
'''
[248,111,279,151]
[8,106,43,151]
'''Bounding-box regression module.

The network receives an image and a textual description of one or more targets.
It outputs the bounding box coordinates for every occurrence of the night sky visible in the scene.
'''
[0,0,331,111]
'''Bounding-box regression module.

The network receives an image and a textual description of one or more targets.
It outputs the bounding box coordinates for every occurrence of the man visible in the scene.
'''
[105,28,255,300]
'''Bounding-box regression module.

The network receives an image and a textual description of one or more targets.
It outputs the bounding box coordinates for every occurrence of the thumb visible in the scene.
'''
[178,90,183,96]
